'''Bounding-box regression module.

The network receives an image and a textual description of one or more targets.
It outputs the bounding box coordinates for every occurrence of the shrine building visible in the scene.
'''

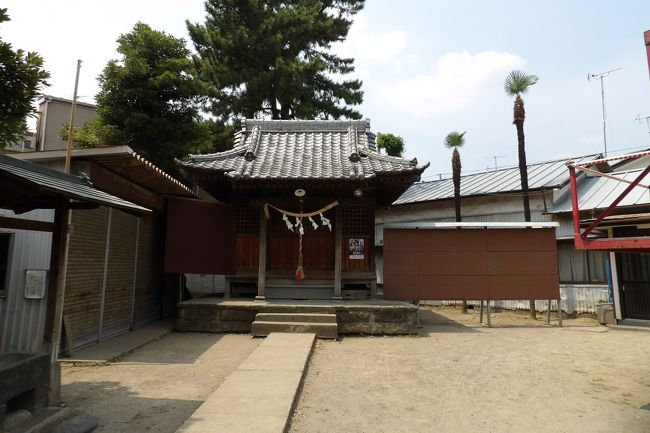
[177,119,428,300]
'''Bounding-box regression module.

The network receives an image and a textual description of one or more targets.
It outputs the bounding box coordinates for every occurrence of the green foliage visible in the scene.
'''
[0,8,50,148]
[504,70,539,96]
[376,133,405,157]
[96,22,208,172]
[58,119,124,149]
[187,0,365,121]
[444,131,466,149]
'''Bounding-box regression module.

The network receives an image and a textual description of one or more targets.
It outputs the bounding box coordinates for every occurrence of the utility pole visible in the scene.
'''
[587,68,621,157]
[64,60,82,174]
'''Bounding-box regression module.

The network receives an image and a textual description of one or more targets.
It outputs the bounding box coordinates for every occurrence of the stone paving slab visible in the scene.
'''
[176,332,315,433]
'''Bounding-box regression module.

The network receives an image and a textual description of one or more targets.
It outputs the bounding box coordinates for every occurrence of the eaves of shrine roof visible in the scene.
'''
[177,119,429,181]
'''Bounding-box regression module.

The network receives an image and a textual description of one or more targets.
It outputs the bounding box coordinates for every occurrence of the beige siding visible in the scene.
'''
[102,210,138,338]
[64,207,108,347]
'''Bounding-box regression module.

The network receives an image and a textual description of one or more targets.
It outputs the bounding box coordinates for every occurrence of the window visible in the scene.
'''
[0,233,11,296]
[557,242,607,284]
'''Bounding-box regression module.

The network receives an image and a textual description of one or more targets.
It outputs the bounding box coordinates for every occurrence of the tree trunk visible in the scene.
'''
[452,148,467,313]
[515,115,535,319]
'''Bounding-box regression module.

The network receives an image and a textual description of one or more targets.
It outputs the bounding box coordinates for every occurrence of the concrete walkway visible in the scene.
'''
[63,319,174,363]
[176,333,315,433]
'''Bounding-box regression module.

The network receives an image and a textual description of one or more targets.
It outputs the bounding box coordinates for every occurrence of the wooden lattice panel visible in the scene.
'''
[342,205,372,237]
[237,205,260,234]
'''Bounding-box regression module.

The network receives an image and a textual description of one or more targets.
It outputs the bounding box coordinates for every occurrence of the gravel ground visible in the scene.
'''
[60,332,259,433]
[290,306,650,433]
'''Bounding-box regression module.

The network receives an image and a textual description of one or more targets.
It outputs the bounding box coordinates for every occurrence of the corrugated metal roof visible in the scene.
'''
[178,119,429,180]
[393,154,601,205]
[11,146,195,197]
[0,154,150,214]
[549,168,650,213]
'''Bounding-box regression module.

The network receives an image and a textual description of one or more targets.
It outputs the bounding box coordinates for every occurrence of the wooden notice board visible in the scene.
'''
[383,228,560,301]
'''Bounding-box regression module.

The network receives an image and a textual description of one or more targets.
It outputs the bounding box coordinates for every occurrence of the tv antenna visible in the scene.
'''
[587,68,622,157]
[485,154,505,171]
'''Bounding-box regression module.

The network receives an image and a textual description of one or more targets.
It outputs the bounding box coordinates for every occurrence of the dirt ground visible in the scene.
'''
[60,333,259,433]
[290,306,650,433]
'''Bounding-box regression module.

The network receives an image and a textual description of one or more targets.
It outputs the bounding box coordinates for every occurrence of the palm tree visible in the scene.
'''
[444,131,466,223]
[444,130,467,313]
[505,70,539,319]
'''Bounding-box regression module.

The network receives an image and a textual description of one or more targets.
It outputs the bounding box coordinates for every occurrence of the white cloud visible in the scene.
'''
[382,51,526,119]
[334,14,406,62]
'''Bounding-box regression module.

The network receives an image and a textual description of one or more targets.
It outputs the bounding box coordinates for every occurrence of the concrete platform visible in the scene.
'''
[62,320,174,363]
[176,333,315,433]
[176,299,418,335]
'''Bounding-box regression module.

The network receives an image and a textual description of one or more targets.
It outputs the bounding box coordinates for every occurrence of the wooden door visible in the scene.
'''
[267,208,335,274]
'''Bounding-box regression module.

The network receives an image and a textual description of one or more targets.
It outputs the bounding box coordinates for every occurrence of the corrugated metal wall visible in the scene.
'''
[440,284,609,313]
[185,274,226,296]
[133,214,163,327]
[0,208,54,352]
[63,207,163,350]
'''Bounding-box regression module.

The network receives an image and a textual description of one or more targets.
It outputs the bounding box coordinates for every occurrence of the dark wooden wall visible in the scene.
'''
[164,199,236,274]
[383,228,559,301]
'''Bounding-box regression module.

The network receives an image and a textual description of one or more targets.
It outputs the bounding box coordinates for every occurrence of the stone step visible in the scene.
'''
[255,312,337,323]
[252,321,338,339]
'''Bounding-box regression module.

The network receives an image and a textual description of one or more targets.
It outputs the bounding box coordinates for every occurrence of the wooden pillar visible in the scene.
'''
[256,206,267,300]
[44,207,70,405]
[333,206,342,299]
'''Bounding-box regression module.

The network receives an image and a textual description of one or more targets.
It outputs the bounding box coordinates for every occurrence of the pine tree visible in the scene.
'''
[187,0,364,121]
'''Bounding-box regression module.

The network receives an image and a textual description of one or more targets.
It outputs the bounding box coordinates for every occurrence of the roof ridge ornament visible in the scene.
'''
[348,126,361,163]
[244,125,262,162]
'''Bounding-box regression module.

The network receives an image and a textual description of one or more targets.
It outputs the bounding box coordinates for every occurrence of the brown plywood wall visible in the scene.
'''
[383,228,559,301]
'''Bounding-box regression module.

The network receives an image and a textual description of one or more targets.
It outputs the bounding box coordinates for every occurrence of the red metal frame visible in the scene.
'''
[568,153,650,250]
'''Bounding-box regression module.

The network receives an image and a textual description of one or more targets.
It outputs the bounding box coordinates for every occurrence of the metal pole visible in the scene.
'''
[557,298,563,327]
[64,60,82,174]
[486,300,491,328]
[98,208,112,341]
[600,76,607,156]
[479,300,484,324]
[129,218,140,330]
[546,299,551,324]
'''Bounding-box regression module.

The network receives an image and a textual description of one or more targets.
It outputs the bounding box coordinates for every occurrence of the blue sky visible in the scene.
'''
[3,0,649,178]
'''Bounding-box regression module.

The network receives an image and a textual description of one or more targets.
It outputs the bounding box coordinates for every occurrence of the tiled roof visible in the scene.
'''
[394,154,602,205]
[12,146,195,197]
[549,168,650,213]
[178,119,428,180]
[0,154,150,214]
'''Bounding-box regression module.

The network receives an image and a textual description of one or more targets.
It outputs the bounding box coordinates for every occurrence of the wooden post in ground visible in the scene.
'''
[333,206,342,300]
[546,299,551,324]
[43,207,71,405]
[256,207,267,300]
[557,298,563,327]
[486,300,492,328]
[479,300,484,324]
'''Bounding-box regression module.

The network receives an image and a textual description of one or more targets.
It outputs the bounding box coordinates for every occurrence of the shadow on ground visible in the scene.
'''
[113,332,227,365]
[62,381,201,433]
[418,309,480,333]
